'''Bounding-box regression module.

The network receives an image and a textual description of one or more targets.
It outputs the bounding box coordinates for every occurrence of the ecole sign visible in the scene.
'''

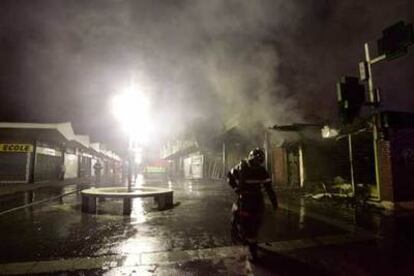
[0,144,33,153]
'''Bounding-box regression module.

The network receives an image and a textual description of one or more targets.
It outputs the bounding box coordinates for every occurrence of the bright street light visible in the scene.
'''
[112,84,153,146]
[112,82,153,191]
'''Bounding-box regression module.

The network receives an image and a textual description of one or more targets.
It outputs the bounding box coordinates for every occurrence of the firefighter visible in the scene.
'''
[227,147,278,261]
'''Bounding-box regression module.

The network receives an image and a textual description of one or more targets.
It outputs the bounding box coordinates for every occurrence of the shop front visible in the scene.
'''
[0,143,33,184]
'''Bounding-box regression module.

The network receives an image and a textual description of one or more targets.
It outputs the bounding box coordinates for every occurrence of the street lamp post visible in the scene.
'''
[112,84,152,193]
[128,140,134,192]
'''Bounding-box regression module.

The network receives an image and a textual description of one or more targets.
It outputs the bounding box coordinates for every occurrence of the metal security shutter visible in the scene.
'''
[34,154,60,182]
[0,152,30,183]
[79,156,91,177]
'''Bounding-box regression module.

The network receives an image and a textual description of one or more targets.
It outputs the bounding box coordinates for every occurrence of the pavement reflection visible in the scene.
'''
[1,176,414,274]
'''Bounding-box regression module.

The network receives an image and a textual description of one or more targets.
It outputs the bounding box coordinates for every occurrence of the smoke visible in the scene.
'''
[128,0,306,135]
[0,0,413,149]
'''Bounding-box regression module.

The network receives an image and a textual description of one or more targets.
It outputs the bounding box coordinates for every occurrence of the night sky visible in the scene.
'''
[0,0,413,151]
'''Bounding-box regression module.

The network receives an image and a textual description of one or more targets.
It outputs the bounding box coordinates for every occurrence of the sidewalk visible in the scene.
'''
[0,173,125,197]
[0,177,93,197]
[253,194,414,275]
[0,175,126,215]
[0,246,252,275]
[1,179,413,275]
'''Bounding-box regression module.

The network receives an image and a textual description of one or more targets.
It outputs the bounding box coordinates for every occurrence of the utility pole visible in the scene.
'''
[361,43,386,199]
[359,21,414,200]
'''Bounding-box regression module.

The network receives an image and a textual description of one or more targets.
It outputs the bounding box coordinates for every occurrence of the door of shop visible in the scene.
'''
[287,146,300,187]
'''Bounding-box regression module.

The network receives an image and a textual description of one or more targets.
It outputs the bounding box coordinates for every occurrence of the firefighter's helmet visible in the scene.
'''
[247,148,265,165]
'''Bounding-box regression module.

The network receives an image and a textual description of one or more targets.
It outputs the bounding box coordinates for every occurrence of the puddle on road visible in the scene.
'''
[96,197,155,221]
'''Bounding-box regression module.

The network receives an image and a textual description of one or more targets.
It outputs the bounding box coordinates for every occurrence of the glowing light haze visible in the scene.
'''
[112,83,153,145]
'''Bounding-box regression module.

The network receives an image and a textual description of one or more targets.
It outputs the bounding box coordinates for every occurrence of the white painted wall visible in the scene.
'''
[91,159,97,176]
[64,153,78,179]
[183,154,203,179]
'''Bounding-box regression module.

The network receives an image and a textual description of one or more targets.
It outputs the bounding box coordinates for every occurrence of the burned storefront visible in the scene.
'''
[267,124,339,190]
[319,111,414,209]
[267,123,378,198]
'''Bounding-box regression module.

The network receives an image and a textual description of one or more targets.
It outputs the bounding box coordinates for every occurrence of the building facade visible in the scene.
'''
[0,122,122,185]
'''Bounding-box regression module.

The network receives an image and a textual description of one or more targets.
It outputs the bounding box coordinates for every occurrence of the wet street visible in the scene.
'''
[1,179,414,275]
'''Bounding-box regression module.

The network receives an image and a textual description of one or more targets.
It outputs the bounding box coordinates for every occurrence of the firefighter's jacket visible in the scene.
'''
[227,160,278,213]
